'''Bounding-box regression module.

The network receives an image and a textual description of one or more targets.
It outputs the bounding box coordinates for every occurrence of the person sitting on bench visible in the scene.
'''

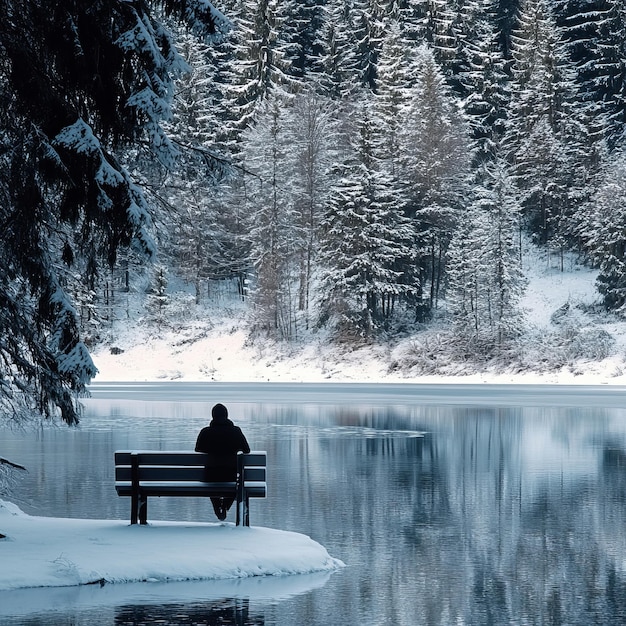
[195,403,250,521]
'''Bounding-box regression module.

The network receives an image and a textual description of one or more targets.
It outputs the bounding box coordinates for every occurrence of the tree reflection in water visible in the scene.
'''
[115,598,262,626]
[5,392,626,625]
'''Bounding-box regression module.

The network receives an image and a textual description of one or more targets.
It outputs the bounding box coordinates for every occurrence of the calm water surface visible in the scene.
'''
[3,382,626,625]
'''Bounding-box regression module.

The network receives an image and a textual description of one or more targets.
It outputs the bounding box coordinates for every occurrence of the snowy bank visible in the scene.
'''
[89,243,626,387]
[90,319,626,387]
[0,500,344,592]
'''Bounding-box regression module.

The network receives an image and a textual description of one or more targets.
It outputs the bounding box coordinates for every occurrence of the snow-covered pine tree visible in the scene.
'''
[375,19,414,179]
[318,0,362,99]
[559,0,626,150]
[448,157,525,352]
[446,205,482,342]
[584,149,626,312]
[243,94,301,339]
[216,0,288,269]
[288,89,338,323]
[398,44,471,320]
[165,23,232,172]
[456,0,510,168]
[318,98,416,339]
[505,0,584,251]
[351,0,386,92]
[160,26,242,305]
[277,0,327,82]
[555,0,624,251]
[0,0,220,424]
[424,0,459,83]
[145,265,170,329]
[224,0,283,136]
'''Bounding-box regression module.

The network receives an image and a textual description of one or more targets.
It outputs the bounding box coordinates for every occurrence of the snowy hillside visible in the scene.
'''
[91,244,626,386]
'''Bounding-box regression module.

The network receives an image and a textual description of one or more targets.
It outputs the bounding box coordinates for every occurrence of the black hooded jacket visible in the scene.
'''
[195,416,250,481]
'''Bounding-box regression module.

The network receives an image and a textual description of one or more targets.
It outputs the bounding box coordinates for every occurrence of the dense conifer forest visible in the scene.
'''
[156,0,626,346]
[1,0,626,422]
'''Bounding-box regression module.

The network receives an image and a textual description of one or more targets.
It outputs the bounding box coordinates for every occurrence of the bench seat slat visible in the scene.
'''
[115,481,265,495]
[115,467,208,481]
[242,481,267,497]
[116,481,240,497]
[115,482,267,498]
[240,453,266,466]
[243,467,265,481]
[115,480,237,488]
[115,452,208,466]
[115,451,267,466]
[115,468,267,482]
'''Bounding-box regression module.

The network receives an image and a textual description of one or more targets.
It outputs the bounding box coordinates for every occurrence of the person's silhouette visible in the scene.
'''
[195,403,250,520]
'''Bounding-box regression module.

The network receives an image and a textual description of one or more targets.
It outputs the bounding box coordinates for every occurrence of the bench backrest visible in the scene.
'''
[114,451,266,483]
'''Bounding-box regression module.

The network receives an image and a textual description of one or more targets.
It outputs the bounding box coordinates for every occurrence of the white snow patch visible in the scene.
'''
[0,500,343,592]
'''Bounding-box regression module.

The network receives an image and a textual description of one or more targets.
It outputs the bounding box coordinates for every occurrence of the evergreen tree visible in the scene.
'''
[168,19,236,165]
[457,0,510,168]
[585,150,626,312]
[288,90,337,322]
[351,0,386,91]
[320,0,389,96]
[0,0,219,423]
[243,88,337,337]
[146,265,170,329]
[425,0,458,71]
[160,28,242,303]
[319,0,362,99]
[375,19,414,178]
[497,0,522,57]
[243,94,300,338]
[559,0,626,149]
[224,0,282,136]
[505,0,585,249]
[399,44,471,319]
[319,99,416,339]
[448,157,525,351]
[278,0,327,81]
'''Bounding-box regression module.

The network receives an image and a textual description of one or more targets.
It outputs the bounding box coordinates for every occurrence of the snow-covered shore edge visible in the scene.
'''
[0,500,344,593]
[90,319,626,388]
[89,243,626,388]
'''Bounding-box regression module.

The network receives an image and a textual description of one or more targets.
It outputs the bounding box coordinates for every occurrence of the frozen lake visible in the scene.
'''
[3,382,626,624]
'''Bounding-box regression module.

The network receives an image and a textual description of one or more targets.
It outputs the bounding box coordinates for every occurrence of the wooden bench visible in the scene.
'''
[114,450,266,526]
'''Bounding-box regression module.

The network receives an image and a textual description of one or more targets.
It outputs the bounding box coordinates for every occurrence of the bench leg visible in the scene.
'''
[130,493,148,525]
[130,452,140,525]
[236,494,249,527]
[131,493,138,525]
[139,495,148,525]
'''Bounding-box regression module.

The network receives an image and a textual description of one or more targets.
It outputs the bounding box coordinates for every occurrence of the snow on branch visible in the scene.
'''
[116,13,173,70]
[53,118,156,260]
[48,282,98,388]
[53,119,100,155]
[169,0,232,39]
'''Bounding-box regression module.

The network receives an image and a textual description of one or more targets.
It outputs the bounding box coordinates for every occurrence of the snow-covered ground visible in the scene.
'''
[0,500,343,593]
[91,245,626,386]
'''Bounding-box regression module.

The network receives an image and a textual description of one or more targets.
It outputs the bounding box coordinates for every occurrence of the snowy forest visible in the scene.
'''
[2,0,626,424]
